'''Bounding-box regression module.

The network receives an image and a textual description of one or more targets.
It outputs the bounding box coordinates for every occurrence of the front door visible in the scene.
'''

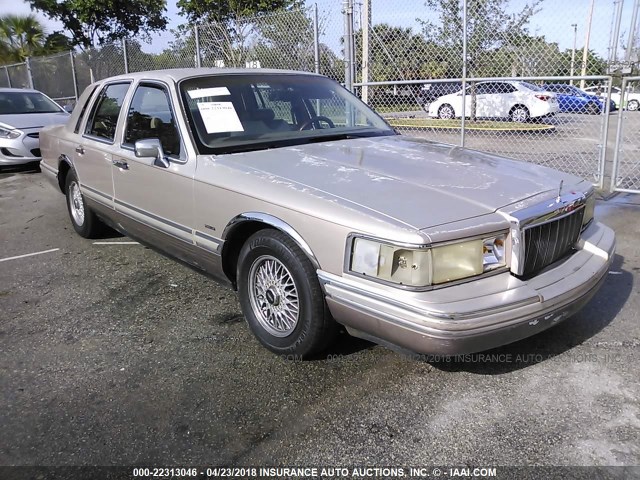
[110,82,197,264]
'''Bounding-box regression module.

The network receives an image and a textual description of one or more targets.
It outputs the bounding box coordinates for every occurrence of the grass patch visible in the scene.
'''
[386,117,555,131]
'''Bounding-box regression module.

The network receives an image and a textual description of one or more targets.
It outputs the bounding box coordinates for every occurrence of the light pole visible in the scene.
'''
[580,0,595,89]
[570,23,578,86]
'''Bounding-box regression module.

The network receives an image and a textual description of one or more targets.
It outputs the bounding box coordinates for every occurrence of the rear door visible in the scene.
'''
[77,82,131,209]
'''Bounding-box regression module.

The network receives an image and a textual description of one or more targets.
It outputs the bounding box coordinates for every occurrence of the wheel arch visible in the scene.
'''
[220,212,320,288]
[57,155,73,193]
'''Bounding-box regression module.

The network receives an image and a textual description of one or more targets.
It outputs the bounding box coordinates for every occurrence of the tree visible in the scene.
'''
[177,0,301,25]
[0,14,45,63]
[419,0,543,119]
[27,0,168,48]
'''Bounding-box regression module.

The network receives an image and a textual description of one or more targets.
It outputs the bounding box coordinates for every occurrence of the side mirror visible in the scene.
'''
[134,138,170,168]
[63,104,73,113]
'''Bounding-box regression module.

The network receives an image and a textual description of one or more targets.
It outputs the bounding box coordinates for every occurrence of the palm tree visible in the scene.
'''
[0,14,46,63]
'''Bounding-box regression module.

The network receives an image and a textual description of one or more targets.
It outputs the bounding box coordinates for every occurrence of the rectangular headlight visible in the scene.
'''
[349,233,508,288]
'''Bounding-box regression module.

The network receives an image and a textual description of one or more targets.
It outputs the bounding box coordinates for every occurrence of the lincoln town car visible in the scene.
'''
[39,69,616,358]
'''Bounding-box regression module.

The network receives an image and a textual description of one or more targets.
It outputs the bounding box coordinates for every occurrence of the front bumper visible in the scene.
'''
[0,133,41,165]
[319,221,615,355]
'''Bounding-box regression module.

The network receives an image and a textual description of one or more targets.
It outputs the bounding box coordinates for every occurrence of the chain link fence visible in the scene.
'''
[612,76,640,192]
[2,1,640,191]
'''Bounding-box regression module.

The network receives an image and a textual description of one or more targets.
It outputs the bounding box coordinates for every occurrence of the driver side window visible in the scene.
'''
[124,84,182,158]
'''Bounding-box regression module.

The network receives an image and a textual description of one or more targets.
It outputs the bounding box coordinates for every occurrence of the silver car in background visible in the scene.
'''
[39,69,615,359]
[0,88,70,166]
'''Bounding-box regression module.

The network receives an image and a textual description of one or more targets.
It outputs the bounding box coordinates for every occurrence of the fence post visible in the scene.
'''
[69,50,79,100]
[361,0,370,102]
[194,25,202,68]
[25,57,34,89]
[122,38,129,74]
[342,0,354,91]
[313,4,320,74]
[460,0,467,147]
[4,66,10,87]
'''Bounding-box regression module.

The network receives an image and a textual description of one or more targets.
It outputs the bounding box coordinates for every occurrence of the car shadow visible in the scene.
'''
[0,162,41,175]
[427,253,631,374]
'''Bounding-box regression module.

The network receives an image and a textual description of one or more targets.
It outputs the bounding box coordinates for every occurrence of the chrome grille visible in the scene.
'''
[522,208,585,276]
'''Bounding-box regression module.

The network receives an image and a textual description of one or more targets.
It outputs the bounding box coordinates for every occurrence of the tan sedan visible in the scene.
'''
[39,69,615,358]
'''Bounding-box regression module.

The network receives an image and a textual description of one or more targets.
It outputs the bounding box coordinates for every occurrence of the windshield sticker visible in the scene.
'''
[197,102,244,133]
[188,87,231,99]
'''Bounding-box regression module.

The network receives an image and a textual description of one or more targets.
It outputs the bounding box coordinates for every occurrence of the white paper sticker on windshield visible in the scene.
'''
[197,102,244,133]
[188,87,231,99]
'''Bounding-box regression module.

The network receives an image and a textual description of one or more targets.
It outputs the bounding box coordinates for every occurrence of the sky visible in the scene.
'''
[2,0,639,60]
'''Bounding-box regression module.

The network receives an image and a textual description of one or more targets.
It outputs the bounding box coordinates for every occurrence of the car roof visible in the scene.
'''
[93,68,322,85]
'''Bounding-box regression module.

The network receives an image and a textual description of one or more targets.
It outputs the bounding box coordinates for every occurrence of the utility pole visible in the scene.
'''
[570,23,578,86]
[580,0,595,89]
[611,0,625,66]
[625,0,640,62]
[342,0,354,92]
[361,0,371,103]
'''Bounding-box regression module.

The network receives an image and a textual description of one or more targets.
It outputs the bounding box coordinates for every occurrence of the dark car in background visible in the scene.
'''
[543,84,616,114]
[417,81,462,109]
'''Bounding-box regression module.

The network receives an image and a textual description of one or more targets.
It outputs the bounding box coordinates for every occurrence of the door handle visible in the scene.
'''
[112,159,129,170]
[75,145,84,155]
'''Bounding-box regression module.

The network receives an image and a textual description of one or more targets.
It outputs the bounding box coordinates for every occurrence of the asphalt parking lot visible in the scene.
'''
[1,165,639,472]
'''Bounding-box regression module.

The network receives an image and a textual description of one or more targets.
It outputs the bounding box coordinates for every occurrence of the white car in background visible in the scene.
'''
[583,85,640,111]
[428,80,559,123]
[0,88,70,166]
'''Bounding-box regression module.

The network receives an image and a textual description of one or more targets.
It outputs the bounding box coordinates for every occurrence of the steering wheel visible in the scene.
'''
[298,115,336,131]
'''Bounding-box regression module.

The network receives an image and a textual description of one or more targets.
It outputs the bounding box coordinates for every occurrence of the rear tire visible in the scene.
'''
[237,229,337,358]
[586,102,600,115]
[627,99,639,111]
[65,170,103,238]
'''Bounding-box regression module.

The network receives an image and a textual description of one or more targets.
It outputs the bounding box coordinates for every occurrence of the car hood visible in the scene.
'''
[0,112,69,130]
[222,135,584,230]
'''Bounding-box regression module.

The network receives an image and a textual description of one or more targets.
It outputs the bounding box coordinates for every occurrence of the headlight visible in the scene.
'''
[582,194,595,227]
[349,233,508,287]
[0,125,22,139]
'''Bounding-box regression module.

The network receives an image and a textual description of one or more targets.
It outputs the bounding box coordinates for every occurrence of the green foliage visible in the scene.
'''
[27,0,168,48]
[177,0,302,24]
[0,14,45,63]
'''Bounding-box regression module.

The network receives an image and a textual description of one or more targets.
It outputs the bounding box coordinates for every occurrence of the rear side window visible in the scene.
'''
[85,83,130,142]
[74,85,99,133]
[123,84,182,158]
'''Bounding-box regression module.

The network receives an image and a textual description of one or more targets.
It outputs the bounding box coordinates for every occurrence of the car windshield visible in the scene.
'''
[0,91,63,114]
[180,74,394,154]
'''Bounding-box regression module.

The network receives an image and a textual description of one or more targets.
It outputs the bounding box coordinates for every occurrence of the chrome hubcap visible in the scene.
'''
[248,255,299,337]
[69,181,85,226]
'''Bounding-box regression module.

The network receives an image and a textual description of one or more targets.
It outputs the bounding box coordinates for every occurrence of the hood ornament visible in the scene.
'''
[556,180,564,203]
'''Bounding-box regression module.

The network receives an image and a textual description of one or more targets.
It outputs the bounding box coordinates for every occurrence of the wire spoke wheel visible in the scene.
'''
[68,180,85,226]
[248,255,300,337]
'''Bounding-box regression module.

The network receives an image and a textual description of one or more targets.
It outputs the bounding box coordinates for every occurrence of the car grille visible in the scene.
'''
[522,208,585,276]
[30,148,41,157]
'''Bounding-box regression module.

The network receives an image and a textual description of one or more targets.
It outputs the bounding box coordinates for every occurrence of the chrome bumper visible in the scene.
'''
[319,221,615,355]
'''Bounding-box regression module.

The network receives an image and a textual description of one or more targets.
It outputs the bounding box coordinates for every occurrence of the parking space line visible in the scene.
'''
[0,248,60,263]
[93,241,140,245]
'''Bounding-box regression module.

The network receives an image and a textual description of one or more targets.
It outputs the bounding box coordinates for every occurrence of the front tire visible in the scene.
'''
[510,105,530,123]
[237,229,336,358]
[65,170,103,238]
[627,99,639,111]
[438,104,455,119]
